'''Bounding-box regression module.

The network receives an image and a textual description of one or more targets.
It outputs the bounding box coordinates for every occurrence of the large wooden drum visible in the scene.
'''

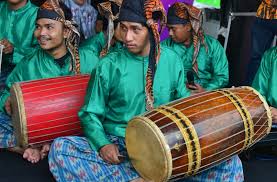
[10,75,90,148]
[126,87,272,182]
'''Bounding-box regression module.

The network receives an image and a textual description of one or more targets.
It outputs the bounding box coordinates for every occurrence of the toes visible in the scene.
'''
[23,149,31,159]
[23,148,41,163]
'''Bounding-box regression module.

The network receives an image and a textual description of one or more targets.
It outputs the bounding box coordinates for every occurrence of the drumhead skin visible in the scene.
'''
[10,83,28,148]
[126,116,172,182]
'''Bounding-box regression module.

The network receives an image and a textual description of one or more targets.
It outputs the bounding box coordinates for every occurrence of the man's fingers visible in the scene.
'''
[3,45,13,54]
[111,152,120,164]
[5,104,11,115]
[103,155,113,163]
[1,39,13,54]
[187,85,197,89]
[103,150,120,164]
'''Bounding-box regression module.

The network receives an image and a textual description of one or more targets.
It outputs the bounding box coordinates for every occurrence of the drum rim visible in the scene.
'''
[242,86,272,134]
[126,116,173,182]
[11,83,28,148]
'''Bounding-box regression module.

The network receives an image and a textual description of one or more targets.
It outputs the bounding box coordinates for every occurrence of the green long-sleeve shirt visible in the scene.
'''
[0,47,99,112]
[162,35,229,90]
[252,47,277,108]
[0,0,38,64]
[80,31,123,57]
[79,46,190,151]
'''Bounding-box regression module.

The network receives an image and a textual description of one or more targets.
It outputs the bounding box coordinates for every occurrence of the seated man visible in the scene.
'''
[0,0,38,90]
[162,2,229,93]
[0,0,98,163]
[63,0,98,41]
[48,0,243,181]
[245,0,277,85]
[252,46,277,123]
[81,0,123,58]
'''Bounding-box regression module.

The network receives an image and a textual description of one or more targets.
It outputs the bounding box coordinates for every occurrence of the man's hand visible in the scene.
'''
[99,144,121,164]
[186,83,206,93]
[5,96,12,115]
[270,107,277,124]
[0,39,14,54]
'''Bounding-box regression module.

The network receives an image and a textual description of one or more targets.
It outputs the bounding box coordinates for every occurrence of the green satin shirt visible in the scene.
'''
[79,46,190,151]
[0,0,38,64]
[252,47,277,108]
[162,35,229,90]
[0,47,99,112]
[80,31,123,56]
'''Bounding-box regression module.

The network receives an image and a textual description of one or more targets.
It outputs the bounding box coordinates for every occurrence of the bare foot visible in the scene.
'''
[23,148,41,163]
[40,143,50,159]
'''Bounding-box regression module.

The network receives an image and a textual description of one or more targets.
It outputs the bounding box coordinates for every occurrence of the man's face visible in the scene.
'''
[120,21,150,56]
[34,18,66,51]
[167,23,191,43]
[74,0,85,6]
[8,0,25,4]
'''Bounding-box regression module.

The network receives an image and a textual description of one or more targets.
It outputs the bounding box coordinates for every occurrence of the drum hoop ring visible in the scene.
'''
[11,83,28,148]
[129,116,173,182]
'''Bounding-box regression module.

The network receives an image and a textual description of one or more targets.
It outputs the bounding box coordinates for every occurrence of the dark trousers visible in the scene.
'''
[245,17,277,85]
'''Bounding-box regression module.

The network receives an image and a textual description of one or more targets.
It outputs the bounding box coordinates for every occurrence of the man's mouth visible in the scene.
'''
[38,37,51,44]
[126,44,136,49]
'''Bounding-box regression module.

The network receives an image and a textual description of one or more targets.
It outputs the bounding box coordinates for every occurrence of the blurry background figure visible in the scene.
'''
[95,12,104,33]
[63,0,98,41]
[81,0,123,58]
[245,0,277,85]
[0,0,38,90]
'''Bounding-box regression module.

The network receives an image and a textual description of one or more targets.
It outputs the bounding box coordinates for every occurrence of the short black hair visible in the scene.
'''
[59,1,73,20]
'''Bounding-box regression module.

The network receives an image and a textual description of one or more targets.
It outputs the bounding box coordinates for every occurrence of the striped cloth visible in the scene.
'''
[48,135,244,182]
[257,0,277,19]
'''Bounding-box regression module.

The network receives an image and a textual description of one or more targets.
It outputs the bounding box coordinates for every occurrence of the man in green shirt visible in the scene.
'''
[48,0,190,181]
[48,1,243,182]
[0,0,98,163]
[162,3,242,182]
[252,47,277,123]
[162,2,229,94]
[0,0,38,90]
[81,0,123,58]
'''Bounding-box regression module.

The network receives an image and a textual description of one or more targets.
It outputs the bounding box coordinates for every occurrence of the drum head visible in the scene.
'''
[126,117,172,182]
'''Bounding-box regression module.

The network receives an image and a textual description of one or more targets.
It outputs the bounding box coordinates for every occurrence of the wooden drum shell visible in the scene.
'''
[126,87,272,181]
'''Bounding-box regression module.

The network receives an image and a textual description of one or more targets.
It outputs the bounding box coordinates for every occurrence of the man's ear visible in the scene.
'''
[185,23,192,32]
[63,28,70,39]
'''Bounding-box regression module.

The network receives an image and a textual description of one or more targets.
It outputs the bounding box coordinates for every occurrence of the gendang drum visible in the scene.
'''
[126,86,272,181]
[10,74,90,148]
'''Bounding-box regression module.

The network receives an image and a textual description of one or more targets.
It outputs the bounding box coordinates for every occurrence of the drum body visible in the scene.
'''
[126,87,272,182]
[10,75,90,148]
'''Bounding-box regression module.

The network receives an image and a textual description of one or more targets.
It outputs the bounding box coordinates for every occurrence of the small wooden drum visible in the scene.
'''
[126,87,272,181]
[10,75,90,148]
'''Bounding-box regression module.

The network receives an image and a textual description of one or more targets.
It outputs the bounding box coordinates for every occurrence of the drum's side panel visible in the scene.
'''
[21,76,90,100]
[19,74,89,90]
[10,75,90,146]
[126,87,272,181]
[10,83,28,148]
[22,76,89,145]
[168,91,246,178]
[233,87,272,146]
[25,92,85,144]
